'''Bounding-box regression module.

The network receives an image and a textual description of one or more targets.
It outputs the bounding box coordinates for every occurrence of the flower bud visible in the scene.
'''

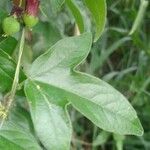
[23,14,39,28]
[23,0,40,28]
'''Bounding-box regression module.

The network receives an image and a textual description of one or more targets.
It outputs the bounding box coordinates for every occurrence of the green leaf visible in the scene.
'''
[27,33,143,136]
[84,0,107,41]
[0,10,7,34]
[0,37,18,55]
[29,32,92,76]
[24,80,72,150]
[0,49,25,92]
[0,10,7,21]
[66,0,84,33]
[0,107,41,150]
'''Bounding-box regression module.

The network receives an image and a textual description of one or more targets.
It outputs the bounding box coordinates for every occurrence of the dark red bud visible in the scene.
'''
[25,0,40,17]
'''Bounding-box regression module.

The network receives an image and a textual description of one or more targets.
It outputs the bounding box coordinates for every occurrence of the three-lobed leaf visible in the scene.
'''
[24,32,143,150]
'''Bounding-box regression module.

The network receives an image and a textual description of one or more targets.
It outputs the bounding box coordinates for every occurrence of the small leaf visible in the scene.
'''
[27,33,143,136]
[24,80,72,150]
[84,0,107,41]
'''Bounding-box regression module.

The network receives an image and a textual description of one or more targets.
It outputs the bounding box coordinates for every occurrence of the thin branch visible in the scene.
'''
[0,28,25,128]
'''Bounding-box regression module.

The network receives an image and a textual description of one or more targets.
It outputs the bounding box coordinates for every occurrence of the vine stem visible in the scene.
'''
[9,28,25,103]
[0,28,25,127]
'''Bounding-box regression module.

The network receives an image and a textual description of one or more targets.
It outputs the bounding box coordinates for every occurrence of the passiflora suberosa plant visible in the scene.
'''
[0,0,144,149]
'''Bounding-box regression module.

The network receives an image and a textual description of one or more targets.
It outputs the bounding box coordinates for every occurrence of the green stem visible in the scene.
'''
[9,28,25,101]
[0,28,25,127]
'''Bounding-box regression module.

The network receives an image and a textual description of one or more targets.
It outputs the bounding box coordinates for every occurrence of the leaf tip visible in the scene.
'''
[131,117,144,136]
